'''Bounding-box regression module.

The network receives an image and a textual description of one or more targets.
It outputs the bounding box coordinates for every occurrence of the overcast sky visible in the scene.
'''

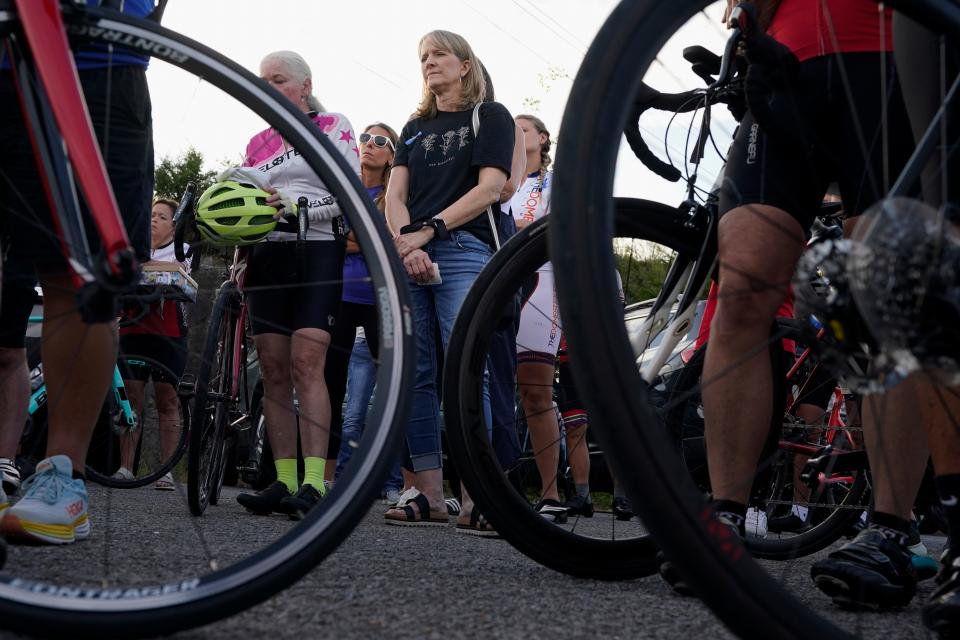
[149,1,732,203]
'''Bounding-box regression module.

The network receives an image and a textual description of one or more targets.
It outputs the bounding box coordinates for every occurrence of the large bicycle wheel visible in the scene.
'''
[187,281,237,515]
[86,354,190,489]
[0,5,413,637]
[549,0,868,638]
[445,203,691,580]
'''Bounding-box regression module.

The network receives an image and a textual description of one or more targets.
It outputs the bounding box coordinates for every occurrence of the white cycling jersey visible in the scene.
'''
[511,170,560,362]
[243,111,361,242]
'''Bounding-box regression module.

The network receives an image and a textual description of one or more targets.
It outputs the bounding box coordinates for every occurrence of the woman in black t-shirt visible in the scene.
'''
[384,29,515,531]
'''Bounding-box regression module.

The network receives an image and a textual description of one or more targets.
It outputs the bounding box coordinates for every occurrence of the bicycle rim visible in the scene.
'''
[550,0,862,637]
[445,205,692,580]
[0,6,413,636]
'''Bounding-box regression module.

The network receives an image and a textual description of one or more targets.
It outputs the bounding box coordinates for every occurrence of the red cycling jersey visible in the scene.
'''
[767,0,893,63]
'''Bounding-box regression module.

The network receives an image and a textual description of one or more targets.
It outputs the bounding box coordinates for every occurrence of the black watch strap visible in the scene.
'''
[427,218,449,240]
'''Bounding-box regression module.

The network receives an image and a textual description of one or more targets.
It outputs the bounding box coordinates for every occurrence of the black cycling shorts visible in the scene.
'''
[244,240,346,336]
[0,252,39,349]
[719,52,914,231]
[0,65,152,271]
[119,334,188,385]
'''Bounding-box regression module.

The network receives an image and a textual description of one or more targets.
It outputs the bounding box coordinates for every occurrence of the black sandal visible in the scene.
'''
[456,508,499,537]
[384,492,449,527]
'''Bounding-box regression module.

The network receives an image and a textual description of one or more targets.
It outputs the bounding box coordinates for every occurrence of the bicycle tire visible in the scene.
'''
[85,354,190,489]
[549,0,857,637]
[0,6,413,637]
[444,201,694,581]
[664,336,869,560]
[187,281,236,516]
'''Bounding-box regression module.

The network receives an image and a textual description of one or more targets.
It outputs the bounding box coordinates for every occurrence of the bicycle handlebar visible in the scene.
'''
[173,181,197,263]
[626,5,751,181]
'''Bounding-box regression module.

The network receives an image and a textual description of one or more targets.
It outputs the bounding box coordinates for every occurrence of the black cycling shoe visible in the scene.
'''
[564,494,594,518]
[767,513,810,534]
[924,556,960,638]
[810,527,918,609]
[278,484,323,521]
[658,513,741,597]
[535,498,568,524]
[236,480,292,515]
[658,551,695,597]
[612,496,634,521]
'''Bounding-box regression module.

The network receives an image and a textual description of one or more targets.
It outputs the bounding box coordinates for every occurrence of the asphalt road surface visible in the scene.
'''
[0,484,946,639]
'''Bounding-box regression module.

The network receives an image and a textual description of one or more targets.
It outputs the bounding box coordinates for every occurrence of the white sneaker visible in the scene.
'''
[0,484,8,515]
[746,507,768,539]
[0,455,89,545]
[0,458,20,495]
[111,466,134,481]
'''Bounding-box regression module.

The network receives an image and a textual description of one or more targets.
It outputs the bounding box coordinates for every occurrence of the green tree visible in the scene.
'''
[154,146,217,201]
[615,241,673,305]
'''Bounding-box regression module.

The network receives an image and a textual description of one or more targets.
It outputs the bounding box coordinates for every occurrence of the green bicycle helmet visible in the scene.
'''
[195,180,277,246]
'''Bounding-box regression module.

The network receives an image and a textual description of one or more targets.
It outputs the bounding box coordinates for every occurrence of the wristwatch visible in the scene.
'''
[400,217,449,241]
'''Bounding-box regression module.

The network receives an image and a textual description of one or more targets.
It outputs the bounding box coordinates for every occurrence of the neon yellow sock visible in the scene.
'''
[275,458,298,494]
[303,457,326,494]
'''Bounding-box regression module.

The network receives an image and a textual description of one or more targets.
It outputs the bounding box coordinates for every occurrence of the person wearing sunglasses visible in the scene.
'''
[325,122,403,502]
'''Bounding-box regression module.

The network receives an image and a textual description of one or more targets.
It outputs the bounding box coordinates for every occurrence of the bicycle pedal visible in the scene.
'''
[177,374,197,398]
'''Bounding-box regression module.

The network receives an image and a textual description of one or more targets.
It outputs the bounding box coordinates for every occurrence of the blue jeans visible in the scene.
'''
[406,231,492,472]
[336,335,402,491]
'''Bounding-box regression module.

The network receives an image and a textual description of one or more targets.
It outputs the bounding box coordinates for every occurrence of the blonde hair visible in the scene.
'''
[261,50,326,112]
[516,114,552,178]
[415,31,485,119]
[362,122,399,212]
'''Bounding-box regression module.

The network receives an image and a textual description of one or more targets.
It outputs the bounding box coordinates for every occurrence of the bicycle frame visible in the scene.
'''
[24,315,137,429]
[4,0,139,296]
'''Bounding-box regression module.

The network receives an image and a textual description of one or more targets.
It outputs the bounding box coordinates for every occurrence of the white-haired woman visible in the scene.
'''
[384,30,515,532]
[234,50,360,519]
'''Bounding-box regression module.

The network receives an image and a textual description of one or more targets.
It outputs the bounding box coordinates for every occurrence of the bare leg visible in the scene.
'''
[40,274,117,471]
[253,334,296,458]
[704,205,805,505]
[519,362,561,501]
[863,379,933,520]
[119,379,146,472]
[0,347,29,459]
[290,328,332,460]
[565,423,590,486]
[154,382,181,462]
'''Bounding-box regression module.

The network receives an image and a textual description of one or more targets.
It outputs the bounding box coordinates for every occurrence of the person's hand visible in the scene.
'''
[403,248,435,283]
[265,188,297,219]
[394,228,434,259]
[722,0,737,25]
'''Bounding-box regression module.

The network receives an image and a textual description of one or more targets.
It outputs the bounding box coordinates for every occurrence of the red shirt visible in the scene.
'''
[767,0,894,62]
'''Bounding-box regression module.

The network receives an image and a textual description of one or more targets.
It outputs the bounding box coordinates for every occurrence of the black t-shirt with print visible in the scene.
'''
[395,101,514,250]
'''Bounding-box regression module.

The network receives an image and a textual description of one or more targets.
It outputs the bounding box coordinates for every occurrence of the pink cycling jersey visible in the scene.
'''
[243,111,360,242]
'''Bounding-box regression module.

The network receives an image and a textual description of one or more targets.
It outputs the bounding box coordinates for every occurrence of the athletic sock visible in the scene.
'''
[936,474,960,557]
[713,499,747,536]
[304,457,326,495]
[870,511,911,547]
[275,458,298,494]
[575,483,592,502]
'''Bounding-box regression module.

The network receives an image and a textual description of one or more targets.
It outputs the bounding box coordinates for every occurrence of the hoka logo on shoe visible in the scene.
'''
[66,500,84,518]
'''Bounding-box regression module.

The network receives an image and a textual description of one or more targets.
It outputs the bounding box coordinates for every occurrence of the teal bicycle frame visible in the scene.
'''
[26,314,138,433]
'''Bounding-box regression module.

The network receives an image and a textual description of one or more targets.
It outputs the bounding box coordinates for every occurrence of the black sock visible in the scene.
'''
[713,499,747,535]
[870,511,910,547]
[936,474,960,558]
